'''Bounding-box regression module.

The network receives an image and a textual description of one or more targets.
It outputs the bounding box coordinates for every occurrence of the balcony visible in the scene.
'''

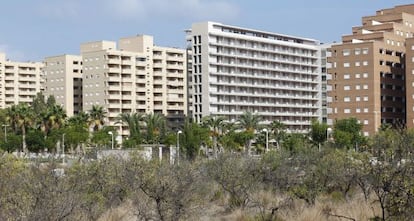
[108,67,121,73]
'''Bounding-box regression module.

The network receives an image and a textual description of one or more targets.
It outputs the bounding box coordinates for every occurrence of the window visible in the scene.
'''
[364,132,369,136]
[356,108,361,113]
[363,120,369,125]
[344,109,351,113]
[355,48,361,55]
[356,96,361,101]
[363,96,369,101]
[356,85,361,90]
[363,61,368,66]
[344,74,350,79]
[364,108,369,113]
[344,97,350,102]
[363,84,368,90]
[344,62,350,67]
[363,73,368,78]
[355,61,360,67]
[362,48,369,54]
[355,73,361,78]
[344,85,350,91]
[342,49,350,56]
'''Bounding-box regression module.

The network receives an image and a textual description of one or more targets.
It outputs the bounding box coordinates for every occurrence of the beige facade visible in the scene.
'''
[0,53,44,109]
[328,4,414,136]
[44,55,83,116]
[81,35,187,139]
[188,22,322,132]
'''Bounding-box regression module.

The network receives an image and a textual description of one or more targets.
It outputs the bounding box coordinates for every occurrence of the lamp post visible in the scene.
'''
[2,124,8,143]
[177,130,182,165]
[262,128,269,152]
[108,131,114,150]
[62,133,65,164]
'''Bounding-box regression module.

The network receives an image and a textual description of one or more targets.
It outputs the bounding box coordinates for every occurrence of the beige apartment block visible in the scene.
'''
[328,4,414,136]
[80,35,187,140]
[187,22,322,132]
[44,55,83,116]
[0,53,44,109]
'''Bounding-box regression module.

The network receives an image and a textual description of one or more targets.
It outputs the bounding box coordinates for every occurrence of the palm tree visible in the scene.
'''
[6,104,34,152]
[46,105,67,132]
[117,112,144,144]
[238,111,261,153]
[67,111,89,127]
[143,113,166,144]
[88,105,107,132]
[202,116,225,156]
[270,120,286,149]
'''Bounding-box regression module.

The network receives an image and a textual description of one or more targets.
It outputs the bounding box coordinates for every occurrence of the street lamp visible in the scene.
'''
[62,133,65,164]
[2,124,8,143]
[108,131,114,150]
[177,130,182,165]
[262,128,269,152]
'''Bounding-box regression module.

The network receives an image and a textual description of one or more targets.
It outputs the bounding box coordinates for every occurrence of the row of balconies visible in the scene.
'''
[211,70,318,84]
[211,100,318,109]
[212,91,318,101]
[211,62,319,76]
[210,41,317,59]
[212,51,318,67]
[213,81,318,92]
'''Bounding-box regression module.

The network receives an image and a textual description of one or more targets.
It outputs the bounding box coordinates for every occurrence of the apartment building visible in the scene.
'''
[0,53,44,109]
[44,55,83,116]
[80,35,187,141]
[328,4,414,136]
[187,22,322,132]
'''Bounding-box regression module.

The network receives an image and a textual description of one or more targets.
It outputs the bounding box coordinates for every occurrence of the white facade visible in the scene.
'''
[188,22,322,132]
[0,53,44,109]
[44,55,83,116]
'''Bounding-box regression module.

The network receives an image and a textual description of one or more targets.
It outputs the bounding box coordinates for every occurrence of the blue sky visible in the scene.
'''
[1,0,413,61]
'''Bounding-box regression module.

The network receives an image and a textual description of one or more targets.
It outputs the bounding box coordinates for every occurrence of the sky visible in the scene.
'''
[1,0,413,61]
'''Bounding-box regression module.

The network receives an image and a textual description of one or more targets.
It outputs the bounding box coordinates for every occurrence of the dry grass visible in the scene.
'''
[101,192,380,221]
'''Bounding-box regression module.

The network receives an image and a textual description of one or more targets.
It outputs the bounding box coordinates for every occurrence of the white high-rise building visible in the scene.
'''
[188,22,322,132]
[44,55,83,116]
[0,53,44,109]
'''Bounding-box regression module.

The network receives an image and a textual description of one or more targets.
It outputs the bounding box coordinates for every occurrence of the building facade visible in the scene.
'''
[44,55,83,116]
[188,22,322,132]
[328,4,414,135]
[0,53,44,109]
[80,35,187,140]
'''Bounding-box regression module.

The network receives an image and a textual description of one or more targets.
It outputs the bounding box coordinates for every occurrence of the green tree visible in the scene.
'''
[202,116,225,156]
[333,118,365,150]
[269,120,286,149]
[309,119,328,150]
[88,105,106,132]
[26,129,46,152]
[238,112,261,153]
[67,111,89,127]
[181,118,209,160]
[143,113,166,144]
[31,92,47,114]
[91,126,116,149]
[6,104,34,152]
[117,112,144,147]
